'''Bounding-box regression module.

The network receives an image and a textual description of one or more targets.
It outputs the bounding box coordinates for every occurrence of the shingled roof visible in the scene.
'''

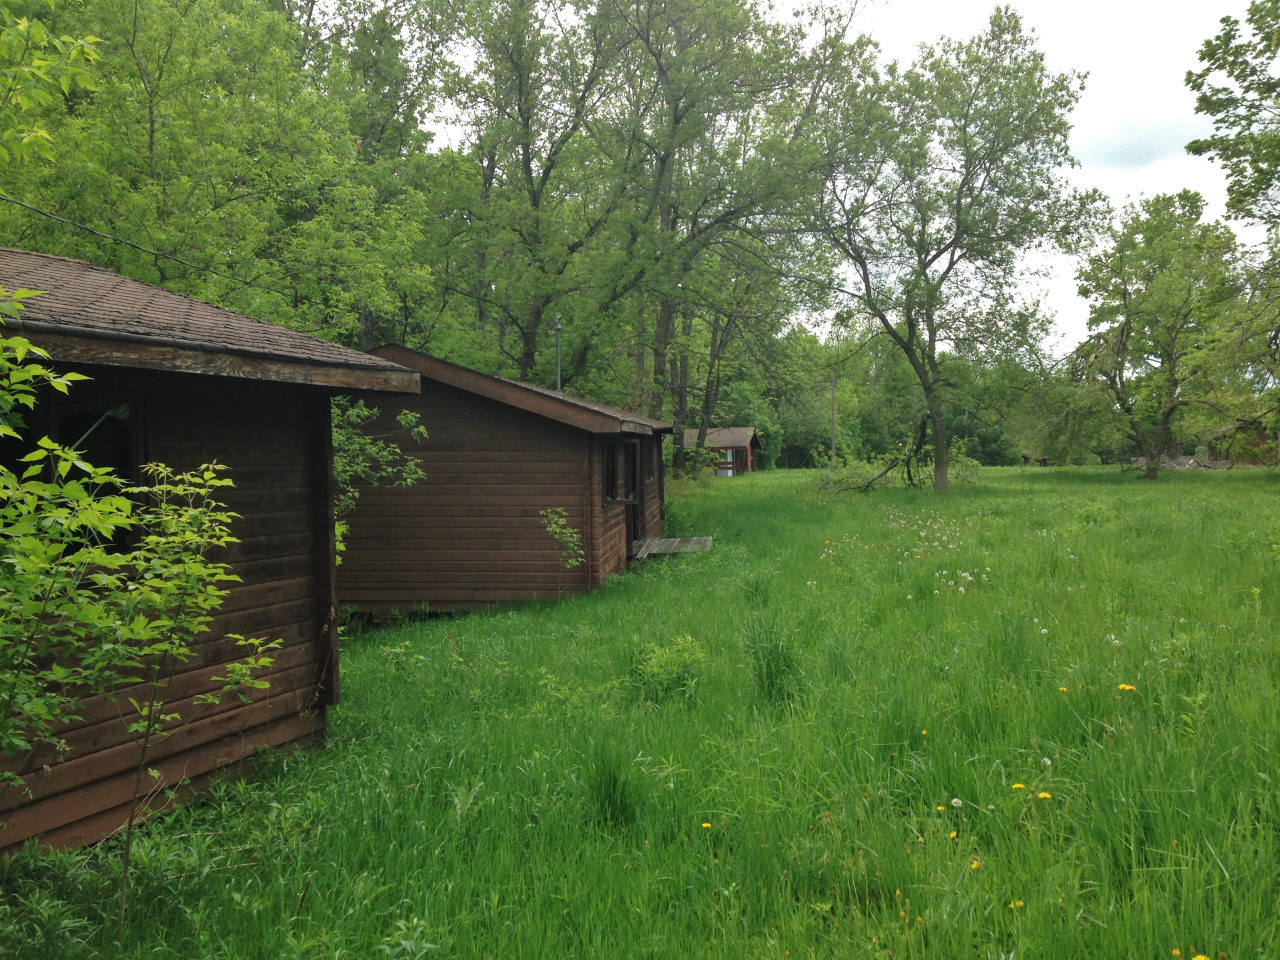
[0,248,419,393]
[683,426,761,449]
[371,344,672,436]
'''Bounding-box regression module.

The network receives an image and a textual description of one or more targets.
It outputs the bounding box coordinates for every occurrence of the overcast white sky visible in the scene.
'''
[837,0,1255,353]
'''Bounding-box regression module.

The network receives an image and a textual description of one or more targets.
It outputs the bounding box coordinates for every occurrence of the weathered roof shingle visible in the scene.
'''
[683,426,761,449]
[0,248,418,393]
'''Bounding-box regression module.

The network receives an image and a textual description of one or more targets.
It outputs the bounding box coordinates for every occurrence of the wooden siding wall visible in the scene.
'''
[336,379,598,611]
[0,368,333,853]
[589,436,629,586]
[642,437,664,539]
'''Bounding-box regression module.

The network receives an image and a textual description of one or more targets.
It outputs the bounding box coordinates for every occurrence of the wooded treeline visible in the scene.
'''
[2,0,1277,484]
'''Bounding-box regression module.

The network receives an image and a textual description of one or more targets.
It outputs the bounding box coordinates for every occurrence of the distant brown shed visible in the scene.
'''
[0,248,418,853]
[683,426,762,476]
[336,345,673,612]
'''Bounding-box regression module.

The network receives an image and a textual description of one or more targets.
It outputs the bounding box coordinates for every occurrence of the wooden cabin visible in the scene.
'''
[684,426,763,476]
[336,345,672,612]
[0,248,418,852]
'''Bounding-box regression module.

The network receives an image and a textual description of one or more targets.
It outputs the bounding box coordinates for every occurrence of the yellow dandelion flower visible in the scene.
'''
[701,822,711,829]
[1008,899,1024,909]
[1118,683,1137,692]
[936,805,945,811]
[1058,686,1068,692]
[949,831,958,839]
[1012,783,1025,790]
[1191,955,1209,960]
[970,859,980,870]
[921,729,928,735]
[1171,951,1181,959]
[1038,792,1052,799]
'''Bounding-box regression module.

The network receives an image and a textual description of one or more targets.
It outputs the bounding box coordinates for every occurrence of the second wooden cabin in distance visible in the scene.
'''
[337,345,673,612]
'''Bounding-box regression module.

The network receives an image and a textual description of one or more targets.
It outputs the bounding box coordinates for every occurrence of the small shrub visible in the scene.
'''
[630,635,708,704]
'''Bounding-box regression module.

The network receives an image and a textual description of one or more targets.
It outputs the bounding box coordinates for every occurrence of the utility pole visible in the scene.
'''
[555,317,562,393]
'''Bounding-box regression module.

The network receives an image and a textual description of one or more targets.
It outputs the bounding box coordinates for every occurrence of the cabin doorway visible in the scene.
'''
[624,439,644,555]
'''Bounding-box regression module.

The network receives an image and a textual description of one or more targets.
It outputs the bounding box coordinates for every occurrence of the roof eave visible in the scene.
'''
[8,320,421,394]
[372,344,664,434]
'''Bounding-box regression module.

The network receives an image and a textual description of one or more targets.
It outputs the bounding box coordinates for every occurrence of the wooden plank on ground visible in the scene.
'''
[634,536,713,558]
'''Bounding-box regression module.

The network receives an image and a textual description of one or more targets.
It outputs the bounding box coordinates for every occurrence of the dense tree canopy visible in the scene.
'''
[0,0,1274,477]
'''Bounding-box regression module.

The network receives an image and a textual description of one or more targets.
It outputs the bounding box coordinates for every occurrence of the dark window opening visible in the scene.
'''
[54,397,139,552]
[602,440,620,500]
[55,400,136,480]
[623,441,638,502]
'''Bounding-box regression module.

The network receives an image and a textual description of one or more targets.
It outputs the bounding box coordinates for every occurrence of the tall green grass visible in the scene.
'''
[3,467,1278,958]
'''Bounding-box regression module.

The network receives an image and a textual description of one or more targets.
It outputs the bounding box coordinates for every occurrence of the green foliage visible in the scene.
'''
[1076,191,1244,478]
[331,397,427,519]
[538,506,585,570]
[819,8,1100,489]
[1187,0,1280,221]
[630,634,707,704]
[1,327,279,932]
[0,337,132,764]
[0,0,98,163]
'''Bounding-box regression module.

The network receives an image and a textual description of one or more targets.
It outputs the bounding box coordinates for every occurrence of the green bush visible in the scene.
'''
[630,634,708,704]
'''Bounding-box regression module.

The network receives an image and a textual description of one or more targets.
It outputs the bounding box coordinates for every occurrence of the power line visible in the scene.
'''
[0,191,336,316]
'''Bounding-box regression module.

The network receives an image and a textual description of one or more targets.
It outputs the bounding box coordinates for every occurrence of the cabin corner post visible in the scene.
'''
[588,434,605,587]
[313,391,339,709]
[581,433,594,592]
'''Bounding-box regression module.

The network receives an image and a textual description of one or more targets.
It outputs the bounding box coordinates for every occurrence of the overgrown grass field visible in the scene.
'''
[4,468,1279,958]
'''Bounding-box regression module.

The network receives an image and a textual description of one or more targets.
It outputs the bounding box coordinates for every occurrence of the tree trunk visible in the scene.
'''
[633,302,647,411]
[650,295,675,419]
[930,403,949,492]
[518,299,545,380]
[670,314,692,472]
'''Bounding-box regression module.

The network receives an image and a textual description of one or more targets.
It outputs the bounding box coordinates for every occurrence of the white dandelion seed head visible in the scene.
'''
[951,798,962,808]
[1042,758,1052,766]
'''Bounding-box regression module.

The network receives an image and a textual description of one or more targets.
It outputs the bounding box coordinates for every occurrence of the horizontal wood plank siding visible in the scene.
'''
[337,379,593,611]
[0,367,333,854]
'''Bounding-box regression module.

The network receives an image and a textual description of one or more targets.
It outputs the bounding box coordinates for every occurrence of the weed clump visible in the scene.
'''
[582,740,645,830]
[744,617,801,706]
[630,635,708,704]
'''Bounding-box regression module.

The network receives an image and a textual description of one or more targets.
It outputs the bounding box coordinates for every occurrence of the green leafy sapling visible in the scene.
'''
[2,319,282,936]
[331,397,428,562]
[539,506,585,570]
[110,462,280,936]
